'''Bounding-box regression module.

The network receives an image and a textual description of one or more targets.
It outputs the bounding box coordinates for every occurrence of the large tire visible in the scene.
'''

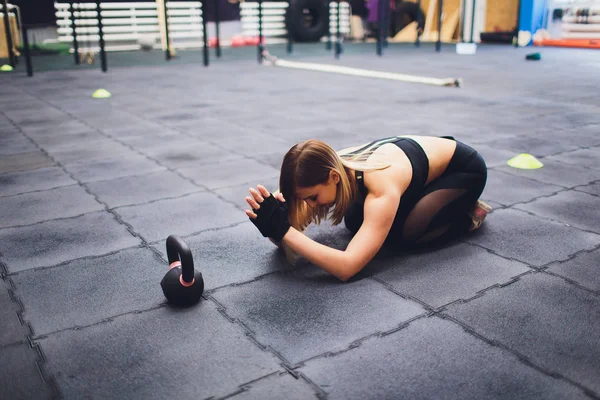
[285,0,330,42]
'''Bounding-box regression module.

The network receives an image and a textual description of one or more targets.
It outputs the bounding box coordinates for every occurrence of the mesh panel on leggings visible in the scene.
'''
[402,188,468,242]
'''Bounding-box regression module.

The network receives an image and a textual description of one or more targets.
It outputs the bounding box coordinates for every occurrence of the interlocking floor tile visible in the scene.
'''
[114,192,247,242]
[515,190,600,234]
[87,170,202,208]
[485,135,581,158]
[483,169,563,206]
[152,222,292,290]
[20,119,90,135]
[47,139,138,165]
[103,123,177,139]
[446,272,600,393]
[0,99,43,113]
[464,209,600,267]
[217,132,295,158]
[30,130,105,150]
[0,211,141,273]
[546,248,600,292]
[9,113,71,130]
[0,279,28,346]
[298,316,589,400]
[575,181,600,196]
[0,151,54,174]
[546,147,600,170]
[0,135,38,156]
[118,132,188,153]
[551,125,600,148]
[179,157,280,190]
[37,302,283,399]
[82,113,149,130]
[212,272,425,365]
[141,138,240,169]
[227,372,318,400]
[63,153,165,183]
[372,242,530,308]
[496,159,600,188]
[0,344,53,399]
[0,185,103,228]
[13,247,168,336]
[0,167,75,197]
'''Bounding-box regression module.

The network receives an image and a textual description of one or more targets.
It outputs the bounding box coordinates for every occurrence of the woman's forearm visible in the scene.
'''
[282,228,356,281]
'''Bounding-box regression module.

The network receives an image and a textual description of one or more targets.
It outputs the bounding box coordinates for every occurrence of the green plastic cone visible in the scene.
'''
[92,89,111,99]
[1,64,13,72]
[507,154,543,170]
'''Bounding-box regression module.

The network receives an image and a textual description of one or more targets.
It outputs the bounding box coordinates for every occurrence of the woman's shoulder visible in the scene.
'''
[362,156,412,196]
[401,135,457,151]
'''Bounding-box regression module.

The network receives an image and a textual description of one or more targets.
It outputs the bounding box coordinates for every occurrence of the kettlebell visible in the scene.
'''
[160,235,204,307]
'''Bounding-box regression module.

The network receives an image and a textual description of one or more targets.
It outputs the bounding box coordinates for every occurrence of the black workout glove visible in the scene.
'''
[250,195,290,242]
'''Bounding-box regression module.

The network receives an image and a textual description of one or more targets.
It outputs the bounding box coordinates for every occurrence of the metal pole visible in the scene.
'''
[436,0,442,52]
[469,0,476,43]
[376,0,383,55]
[22,24,32,76]
[201,0,209,65]
[69,2,80,64]
[286,0,293,53]
[2,0,15,67]
[214,0,221,57]
[335,0,341,58]
[415,0,421,47]
[514,0,521,47]
[383,0,389,48]
[163,0,171,60]
[96,1,107,72]
[257,0,263,63]
[459,0,466,42]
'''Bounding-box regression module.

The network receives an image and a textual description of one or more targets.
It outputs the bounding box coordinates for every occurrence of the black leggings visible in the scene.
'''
[344,141,487,249]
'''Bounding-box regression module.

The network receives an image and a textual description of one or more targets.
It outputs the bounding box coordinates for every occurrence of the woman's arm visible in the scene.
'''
[247,179,401,281]
[281,189,400,281]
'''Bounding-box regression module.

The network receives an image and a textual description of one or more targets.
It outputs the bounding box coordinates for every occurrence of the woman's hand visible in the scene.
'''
[245,185,285,219]
[245,185,290,242]
[274,191,285,204]
[245,186,286,248]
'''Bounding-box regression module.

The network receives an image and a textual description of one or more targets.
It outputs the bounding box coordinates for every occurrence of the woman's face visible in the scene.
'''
[295,170,339,209]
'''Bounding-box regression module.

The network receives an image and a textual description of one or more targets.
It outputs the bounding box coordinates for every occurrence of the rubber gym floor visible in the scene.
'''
[1,42,600,400]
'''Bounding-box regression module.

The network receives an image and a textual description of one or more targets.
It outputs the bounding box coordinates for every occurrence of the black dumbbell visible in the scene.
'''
[161,235,204,307]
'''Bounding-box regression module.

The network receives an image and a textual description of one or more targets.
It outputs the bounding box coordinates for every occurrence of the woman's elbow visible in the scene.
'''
[336,260,365,282]
[336,272,352,282]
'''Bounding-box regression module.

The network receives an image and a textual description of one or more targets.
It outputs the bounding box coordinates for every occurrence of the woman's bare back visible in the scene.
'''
[341,136,457,195]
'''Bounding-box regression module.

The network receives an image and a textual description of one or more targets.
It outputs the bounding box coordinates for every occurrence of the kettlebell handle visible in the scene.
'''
[166,235,195,284]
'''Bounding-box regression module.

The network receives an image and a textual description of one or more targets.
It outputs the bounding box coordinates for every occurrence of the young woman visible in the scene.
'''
[245,135,490,281]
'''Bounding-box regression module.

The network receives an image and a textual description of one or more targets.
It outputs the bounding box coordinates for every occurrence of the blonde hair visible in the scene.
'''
[337,138,397,171]
[278,138,393,232]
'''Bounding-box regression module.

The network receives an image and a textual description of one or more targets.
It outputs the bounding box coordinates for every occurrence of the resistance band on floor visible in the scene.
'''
[261,51,461,88]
